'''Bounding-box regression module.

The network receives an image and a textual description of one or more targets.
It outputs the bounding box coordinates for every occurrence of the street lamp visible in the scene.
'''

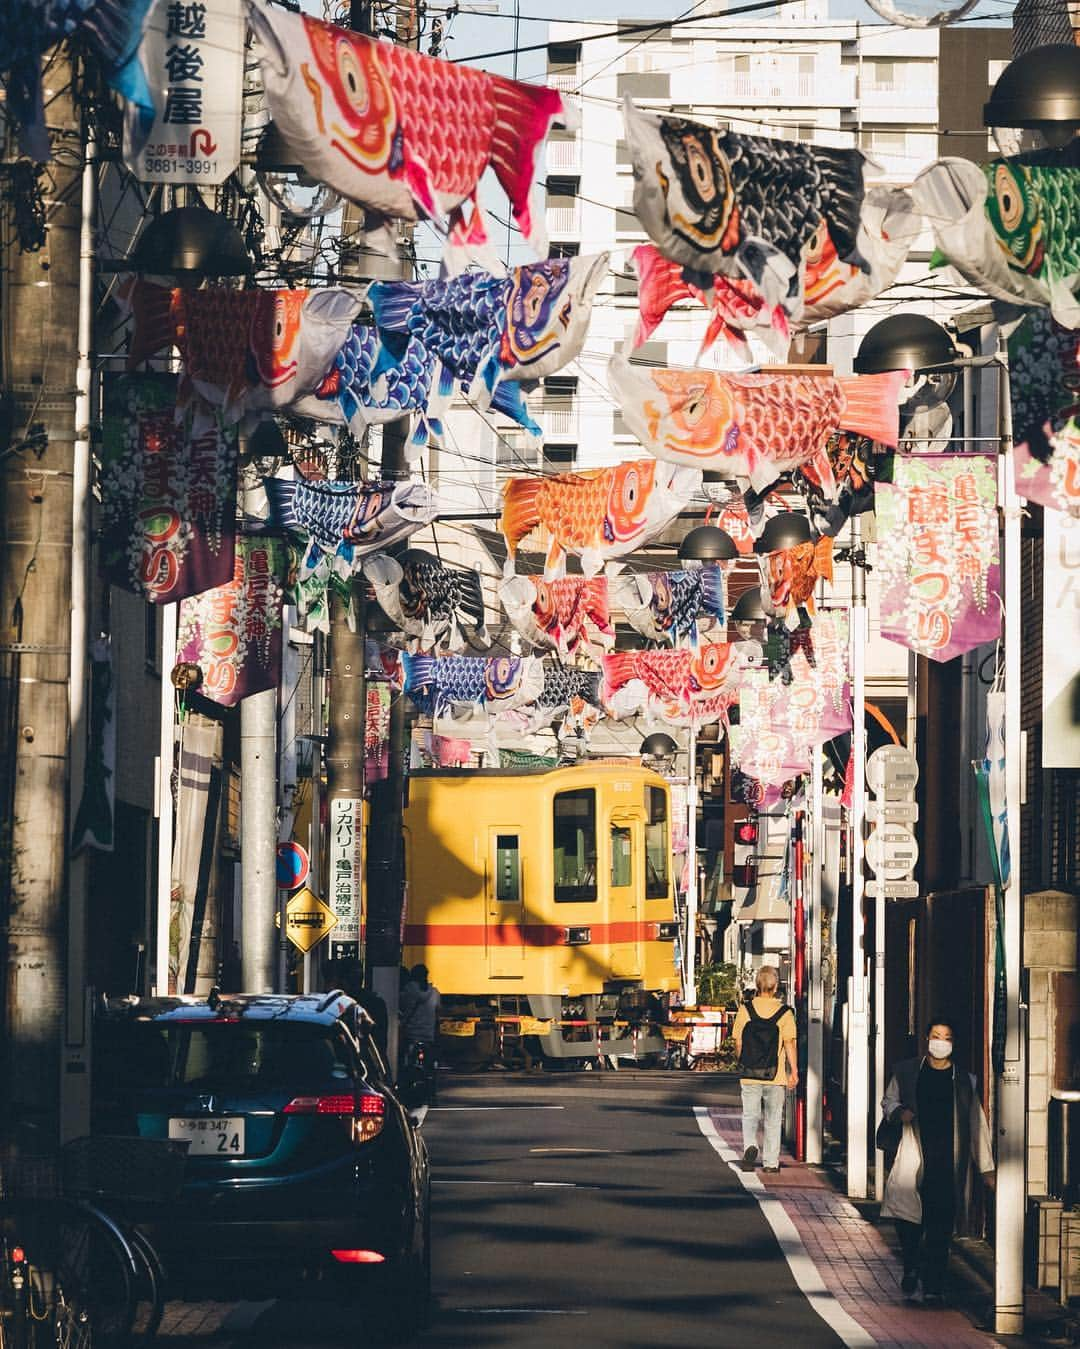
[731,586,767,624]
[124,205,253,286]
[856,309,1023,1334]
[753,511,812,555]
[678,524,738,562]
[984,43,1080,154]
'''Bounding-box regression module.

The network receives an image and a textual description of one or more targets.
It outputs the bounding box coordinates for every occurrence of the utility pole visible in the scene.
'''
[240,466,279,992]
[318,0,415,1071]
[0,44,85,1138]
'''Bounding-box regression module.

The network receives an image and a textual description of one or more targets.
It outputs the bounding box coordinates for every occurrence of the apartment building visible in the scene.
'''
[533,9,1009,475]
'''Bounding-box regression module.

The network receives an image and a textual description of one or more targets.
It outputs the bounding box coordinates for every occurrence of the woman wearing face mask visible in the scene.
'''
[878,1018,995,1303]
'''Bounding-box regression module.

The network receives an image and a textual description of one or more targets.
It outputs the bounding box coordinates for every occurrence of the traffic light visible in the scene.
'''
[734,819,758,848]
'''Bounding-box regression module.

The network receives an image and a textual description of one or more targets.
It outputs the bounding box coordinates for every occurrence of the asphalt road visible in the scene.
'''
[215,1071,846,1349]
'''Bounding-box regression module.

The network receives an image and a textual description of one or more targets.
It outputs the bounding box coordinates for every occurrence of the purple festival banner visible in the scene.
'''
[875,453,1000,663]
[101,373,238,603]
[177,536,286,706]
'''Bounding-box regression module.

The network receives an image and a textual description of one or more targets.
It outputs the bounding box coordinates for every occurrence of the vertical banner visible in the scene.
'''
[328,798,362,961]
[123,0,245,183]
[101,374,238,603]
[875,453,1001,661]
[1043,512,1080,768]
[177,536,286,705]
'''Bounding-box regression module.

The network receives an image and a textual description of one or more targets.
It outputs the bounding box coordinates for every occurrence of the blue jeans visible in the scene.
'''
[741,1080,786,1168]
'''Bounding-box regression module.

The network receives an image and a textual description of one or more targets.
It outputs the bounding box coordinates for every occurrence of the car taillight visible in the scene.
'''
[284,1094,356,1115]
[354,1092,386,1143]
[331,1249,385,1264]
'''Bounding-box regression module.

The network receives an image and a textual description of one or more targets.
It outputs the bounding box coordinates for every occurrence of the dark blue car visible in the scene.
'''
[93,991,430,1336]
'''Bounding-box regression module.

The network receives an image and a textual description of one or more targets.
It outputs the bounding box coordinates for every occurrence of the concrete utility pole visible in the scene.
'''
[240,468,279,992]
[320,0,415,1071]
[0,45,85,1136]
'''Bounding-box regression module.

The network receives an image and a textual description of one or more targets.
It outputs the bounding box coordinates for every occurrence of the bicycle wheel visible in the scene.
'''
[54,1201,138,1347]
[125,1228,164,1347]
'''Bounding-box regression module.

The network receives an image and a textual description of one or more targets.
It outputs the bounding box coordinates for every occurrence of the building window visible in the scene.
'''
[550,242,580,259]
[861,129,906,155]
[547,42,581,68]
[544,445,577,469]
[645,786,669,899]
[546,175,579,203]
[616,71,671,100]
[544,375,578,399]
[630,340,667,367]
[553,788,597,903]
[871,60,895,89]
[798,53,816,75]
[495,835,521,903]
[614,272,637,297]
[610,824,633,889]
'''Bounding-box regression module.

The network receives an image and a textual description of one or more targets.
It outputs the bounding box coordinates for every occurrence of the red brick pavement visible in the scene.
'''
[708,1105,1002,1349]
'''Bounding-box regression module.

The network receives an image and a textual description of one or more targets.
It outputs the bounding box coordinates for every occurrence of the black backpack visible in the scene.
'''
[738,1001,788,1079]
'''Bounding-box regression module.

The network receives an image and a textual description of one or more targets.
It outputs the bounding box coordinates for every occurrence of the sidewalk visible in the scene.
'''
[706,1104,1076,1349]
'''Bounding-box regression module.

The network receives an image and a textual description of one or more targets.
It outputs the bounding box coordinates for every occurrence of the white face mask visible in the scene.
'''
[927,1038,953,1060]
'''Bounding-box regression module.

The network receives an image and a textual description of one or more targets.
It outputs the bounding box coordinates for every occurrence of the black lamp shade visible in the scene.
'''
[127,206,252,283]
[731,587,766,622]
[246,420,288,459]
[679,524,737,562]
[984,45,1080,133]
[753,511,812,554]
[854,314,958,376]
[640,733,678,758]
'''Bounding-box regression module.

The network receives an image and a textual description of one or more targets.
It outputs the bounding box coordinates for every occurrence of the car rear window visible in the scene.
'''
[96,1021,354,1092]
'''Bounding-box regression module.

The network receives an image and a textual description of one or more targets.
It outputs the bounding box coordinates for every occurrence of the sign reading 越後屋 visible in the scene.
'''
[123,0,245,185]
[328,798,362,962]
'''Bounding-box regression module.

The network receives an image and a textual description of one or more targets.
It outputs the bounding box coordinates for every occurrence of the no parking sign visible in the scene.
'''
[276,841,310,892]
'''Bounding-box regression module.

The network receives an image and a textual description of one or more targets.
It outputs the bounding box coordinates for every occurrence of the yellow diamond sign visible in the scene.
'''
[284,888,338,954]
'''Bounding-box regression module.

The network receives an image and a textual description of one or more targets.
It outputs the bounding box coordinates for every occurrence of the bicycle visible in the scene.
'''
[1,1136,178,1348]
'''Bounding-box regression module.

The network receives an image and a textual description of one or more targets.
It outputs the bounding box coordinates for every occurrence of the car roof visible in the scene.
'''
[99,992,358,1028]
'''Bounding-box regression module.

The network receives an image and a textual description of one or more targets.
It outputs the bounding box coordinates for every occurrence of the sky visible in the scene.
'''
[445,0,1013,76]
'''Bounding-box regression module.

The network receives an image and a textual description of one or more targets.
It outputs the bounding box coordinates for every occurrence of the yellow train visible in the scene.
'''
[402,762,680,1065]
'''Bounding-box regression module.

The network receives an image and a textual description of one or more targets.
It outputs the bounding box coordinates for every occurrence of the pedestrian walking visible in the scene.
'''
[731,966,797,1173]
[399,963,441,1103]
[878,1017,995,1303]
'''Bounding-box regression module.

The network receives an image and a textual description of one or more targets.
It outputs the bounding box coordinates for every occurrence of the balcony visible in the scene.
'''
[542,402,578,442]
[712,70,856,107]
[548,70,580,93]
[547,136,581,173]
[546,204,580,238]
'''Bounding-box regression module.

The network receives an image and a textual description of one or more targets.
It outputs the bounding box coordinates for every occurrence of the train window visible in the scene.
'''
[553,789,597,903]
[495,834,521,902]
[610,824,632,888]
[645,787,669,898]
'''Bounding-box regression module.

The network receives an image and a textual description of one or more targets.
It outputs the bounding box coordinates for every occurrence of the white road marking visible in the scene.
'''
[529,1147,612,1154]
[409,1104,429,1127]
[454,1309,588,1316]
[427,1105,566,1111]
[693,1107,877,1349]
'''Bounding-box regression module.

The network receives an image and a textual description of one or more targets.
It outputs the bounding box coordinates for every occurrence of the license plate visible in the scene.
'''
[168,1116,245,1156]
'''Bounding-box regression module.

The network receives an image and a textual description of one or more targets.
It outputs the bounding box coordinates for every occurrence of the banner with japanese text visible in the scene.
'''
[123,0,245,183]
[328,797,362,962]
[176,536,286,705]
[101,373,238,604]
[875,454,1001,662]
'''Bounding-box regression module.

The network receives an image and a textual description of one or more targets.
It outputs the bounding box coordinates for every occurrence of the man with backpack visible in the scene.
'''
[731,966,798,1173]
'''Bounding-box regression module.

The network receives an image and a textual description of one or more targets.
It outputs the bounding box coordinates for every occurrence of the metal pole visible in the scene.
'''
[60,118,97,1142]
[153,606,177,995]
[994,337,1025,1337]
[793,809,806,1161]
[806,749,825,1165]
[847,514,870,1199]
[683,725,698,1005]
